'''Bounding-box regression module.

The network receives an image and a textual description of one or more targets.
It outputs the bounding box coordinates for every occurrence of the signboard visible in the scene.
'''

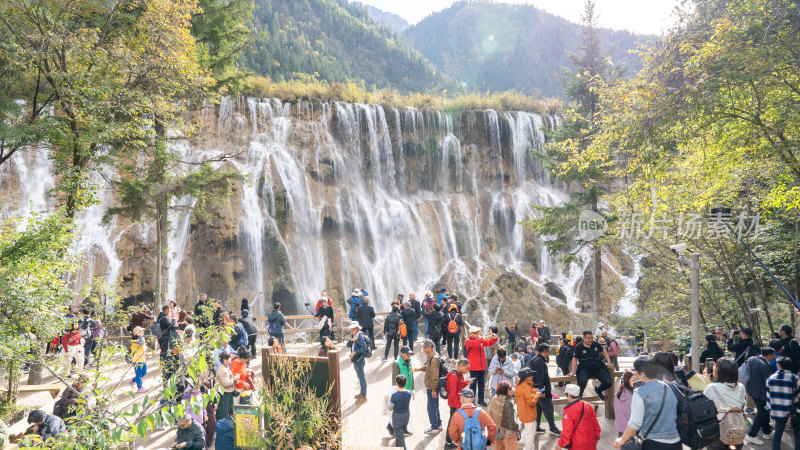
[233,405,260,449]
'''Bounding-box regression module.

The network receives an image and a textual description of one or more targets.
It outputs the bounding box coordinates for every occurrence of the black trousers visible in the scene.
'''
[247,335,257,358]
[642,440,682,450]
[445,332,461,359]
[536,394,556,429]
[469,370,486,404]
[158,337,170,361]
[445,406,457,444]
[576,365,612,398]
[384,335,400,359]
[363,327,376,348]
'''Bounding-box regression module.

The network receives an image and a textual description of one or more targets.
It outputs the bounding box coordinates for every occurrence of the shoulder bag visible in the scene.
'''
[621,384,667,450]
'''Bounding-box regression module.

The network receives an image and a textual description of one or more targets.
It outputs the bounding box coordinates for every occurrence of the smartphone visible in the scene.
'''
[706,358,714,374]
[538,388,546,393]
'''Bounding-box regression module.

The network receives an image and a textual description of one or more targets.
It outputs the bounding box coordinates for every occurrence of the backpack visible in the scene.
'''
[398,319,408,338]
[438,371,456,399]
[349,296,362,319]
[447,314,459,334]
[738,357,751,385]
[150,319,164,338]
[268,320,279,336]
[91,320,104,339]
[669,382,720,449]
[436,357,450,379]
[735,343,759,366]
[458,407,487,450]
[235,323,248,348]
[80,318,94,339]
[718,410,747,446]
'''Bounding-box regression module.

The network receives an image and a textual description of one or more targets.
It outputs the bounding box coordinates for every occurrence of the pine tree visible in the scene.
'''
[525,0,618,320]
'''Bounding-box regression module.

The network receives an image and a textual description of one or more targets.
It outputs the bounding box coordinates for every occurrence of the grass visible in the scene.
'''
[244,75,562,115]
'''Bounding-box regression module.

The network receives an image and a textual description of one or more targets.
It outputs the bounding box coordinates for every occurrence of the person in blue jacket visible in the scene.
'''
[348,288,369,319]
[349,321,369,404]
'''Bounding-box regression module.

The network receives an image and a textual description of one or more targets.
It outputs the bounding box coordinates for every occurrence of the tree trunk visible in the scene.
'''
[591,186,601,324]
[26,343,44,385]
[155,197,169,309]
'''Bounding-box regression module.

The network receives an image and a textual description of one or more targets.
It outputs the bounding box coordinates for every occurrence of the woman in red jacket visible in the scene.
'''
[61,322,85,374]
[463,326,498,406]
[530,321,539,344]
[558,384,601,449]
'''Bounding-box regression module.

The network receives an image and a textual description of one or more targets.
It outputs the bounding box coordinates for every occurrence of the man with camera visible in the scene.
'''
[727,327,758,367]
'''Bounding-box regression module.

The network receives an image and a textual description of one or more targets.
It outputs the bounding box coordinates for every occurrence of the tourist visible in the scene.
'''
[56,374,91,420]
[231,349,254,404]
[484,326,500,371]
[777,324,800,371]
[488,348,515,398]
[79,309,96,368]
[167,300,181,324]
[215,352,236,420]
[347,289,363,319]
[391,345,414,393]
[652,351,678,382]
[267,302,286,347]
[510,352,521,374]
[614,356,681,450]
[556,337,573,382]
[172,413,206,450]
[530,343,560,435]
[212,299,224,326]
[183,317,196,339]
[400,301,416,351]
[315,298,334,344]
[486,380,518,450]
[239,309,258,357]
[0,418,7,448]
[130,326,148,393]
[558,384,601,449]
[383,304,402,362]
[408,293,421,342]
[348,322,368,404]
[239,297,250,316]
[61,322,84,374]
[356,296,376,349]
[613,371,636,437]
[224,313,248,351]
[529,321,539,345]
[595,322,607,337]
[703,358,746,450]
[193,293,210,329]
[387,374,413,449]
[443,303,463,360]
[447,387,497,450]
[607,334,621,370]
[128,305,152,335]
[181,380,207,426]
[700,333,725,365]
[267,336,282,354]
[212,340,235,372]
[315,290,333,313]
[744,346,776,444]
[447,294,463,314]
[318,336,335,357]
[570,330,614,400]
[423,303,444,355]
[415,340,443,433]
[437,288,449,306]
[516,367,543,447]
[766,356,799,449]
[502,322,518,353]
[727,327,757,366]
[464,325,498,406]
[26,409,65,443]
[769,339,799,373]
[444,359,472,448]
[538,320,551,345]
[421,291,436,338]
[156,305,173,361]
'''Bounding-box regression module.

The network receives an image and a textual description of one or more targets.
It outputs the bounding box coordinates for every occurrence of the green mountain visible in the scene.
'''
[353,2,409,33]
[405,1,649,97]
[241,0,449,92]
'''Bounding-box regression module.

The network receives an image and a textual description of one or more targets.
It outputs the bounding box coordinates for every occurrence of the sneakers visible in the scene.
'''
[137,387,147,393]
[355,397,367,404]
[424,427,438,434]
[381,357,388,362]
[762,432,773,439]
[535,427,546,433]
[745,435,764,445]
[403,430,412,437]
[549,428,561,436]
[596,391,606,401]
[386,424,393,435]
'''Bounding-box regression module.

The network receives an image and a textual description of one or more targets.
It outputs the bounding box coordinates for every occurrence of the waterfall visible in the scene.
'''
[0,97,637,319]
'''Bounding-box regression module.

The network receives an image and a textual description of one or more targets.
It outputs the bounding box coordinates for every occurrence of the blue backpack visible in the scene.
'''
[458,407,487,450]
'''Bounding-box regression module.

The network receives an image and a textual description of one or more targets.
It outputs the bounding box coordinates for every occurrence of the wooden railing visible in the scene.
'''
[253,312,390,345]
[550,371,624,419]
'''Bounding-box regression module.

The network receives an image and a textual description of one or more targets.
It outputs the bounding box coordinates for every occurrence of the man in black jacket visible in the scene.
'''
[356,296,376,349]
[727,327,757,366]
[383,305,402,362]
[777,324,800,372]
[156,305,173,361]
[173,413,206,450]
[400,302,417,351]
[193,293,210,329]
[744,347,776,443]
[529,343,560,436]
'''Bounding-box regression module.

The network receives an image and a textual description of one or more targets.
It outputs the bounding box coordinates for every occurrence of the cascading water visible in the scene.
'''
[0,97,638,320]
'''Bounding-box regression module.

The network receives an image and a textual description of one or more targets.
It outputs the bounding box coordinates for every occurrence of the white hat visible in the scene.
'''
[469,326,481,334]
[348,321,361,329]
[564,384,580,397]
[597,322,605,328]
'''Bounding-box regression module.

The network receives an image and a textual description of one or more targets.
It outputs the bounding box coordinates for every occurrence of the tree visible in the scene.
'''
[525,0,618,320]
[0,0,212,216]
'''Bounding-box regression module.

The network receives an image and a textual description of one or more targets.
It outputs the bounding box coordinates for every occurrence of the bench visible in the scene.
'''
[549,372,623,419]
[17,384,62,399]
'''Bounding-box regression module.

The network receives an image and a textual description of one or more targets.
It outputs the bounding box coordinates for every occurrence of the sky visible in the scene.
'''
[356,0,682,35]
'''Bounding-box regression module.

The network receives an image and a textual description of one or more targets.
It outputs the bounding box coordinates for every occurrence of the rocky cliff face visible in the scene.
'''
[0,97,638,326]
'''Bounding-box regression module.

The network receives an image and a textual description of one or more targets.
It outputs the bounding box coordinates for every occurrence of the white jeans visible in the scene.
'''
[521,421,536,449]
[64,346,84,373]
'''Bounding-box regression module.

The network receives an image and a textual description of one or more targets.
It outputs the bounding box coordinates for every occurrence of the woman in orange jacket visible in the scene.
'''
[516,367,543,447]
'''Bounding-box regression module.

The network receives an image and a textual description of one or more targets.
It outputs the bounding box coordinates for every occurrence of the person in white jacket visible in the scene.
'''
[703,358,747,450]
[488,348,517,398]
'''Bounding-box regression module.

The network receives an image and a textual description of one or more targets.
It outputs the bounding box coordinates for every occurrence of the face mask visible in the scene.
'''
[321,296,328,300]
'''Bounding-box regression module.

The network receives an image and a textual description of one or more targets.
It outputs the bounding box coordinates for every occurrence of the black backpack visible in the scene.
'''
[362,334,373,358]
[438,370,456,399]
[669,382,719,449]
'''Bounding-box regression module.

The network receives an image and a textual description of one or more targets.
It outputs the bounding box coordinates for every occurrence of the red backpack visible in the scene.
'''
[398,319,408,338]
[447,313,459,334]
